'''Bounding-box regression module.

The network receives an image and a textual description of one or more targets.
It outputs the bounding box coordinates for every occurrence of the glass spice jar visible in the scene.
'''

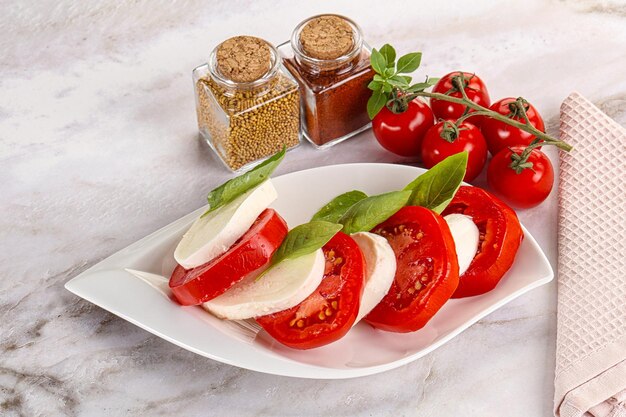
[278,15,375,148]
[193,36,301,172]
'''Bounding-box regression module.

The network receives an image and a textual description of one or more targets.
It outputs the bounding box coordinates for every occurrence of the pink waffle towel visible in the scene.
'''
[555,92,626,417]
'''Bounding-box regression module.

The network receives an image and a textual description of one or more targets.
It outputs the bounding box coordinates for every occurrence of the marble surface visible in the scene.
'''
[1,0,625,416]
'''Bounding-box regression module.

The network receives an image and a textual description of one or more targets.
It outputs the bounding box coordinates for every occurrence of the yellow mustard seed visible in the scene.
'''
[195,73,300,171]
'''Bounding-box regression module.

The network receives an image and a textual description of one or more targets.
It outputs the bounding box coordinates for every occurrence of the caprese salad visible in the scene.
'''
[168,148,523,349]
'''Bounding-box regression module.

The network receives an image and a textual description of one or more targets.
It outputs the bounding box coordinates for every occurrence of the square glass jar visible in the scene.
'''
[278,15,375,149]
[193,42,301,172]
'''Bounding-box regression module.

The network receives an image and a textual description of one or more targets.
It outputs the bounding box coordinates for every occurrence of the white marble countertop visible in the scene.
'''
[1,1,625,416]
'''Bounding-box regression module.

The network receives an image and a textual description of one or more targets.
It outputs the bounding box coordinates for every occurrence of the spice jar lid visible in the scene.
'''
[299,15,354,60]
[209,36,280,90]
[291,14,363,72]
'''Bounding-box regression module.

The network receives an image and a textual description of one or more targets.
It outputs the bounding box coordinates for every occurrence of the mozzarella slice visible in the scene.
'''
[351,232,396,324]
[203,249,325,320]
[444,213,480,275]
[174,180,277,269]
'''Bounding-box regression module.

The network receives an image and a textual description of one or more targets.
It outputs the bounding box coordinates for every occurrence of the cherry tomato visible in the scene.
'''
[487,146,554,209]
[421,121,488,182]
[442,186,524,297]
[365,206,459,332]
[256,232,365,349]
[431,72,491,126]
[372,98,434,157]
[481,97,545,156]
[169,209,288,305]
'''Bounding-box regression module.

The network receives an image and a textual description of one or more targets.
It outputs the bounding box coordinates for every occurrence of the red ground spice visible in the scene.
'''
[283,50,374,146]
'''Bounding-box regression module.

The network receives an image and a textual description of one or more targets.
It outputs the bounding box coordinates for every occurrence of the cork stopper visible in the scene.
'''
[299,16,354,60]
[216,36,272,83]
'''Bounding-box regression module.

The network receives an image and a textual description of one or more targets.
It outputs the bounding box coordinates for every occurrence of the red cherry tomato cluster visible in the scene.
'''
[371,71,554,208]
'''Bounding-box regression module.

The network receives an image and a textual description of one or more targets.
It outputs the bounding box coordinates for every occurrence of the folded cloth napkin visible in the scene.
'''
[555,92,626,417]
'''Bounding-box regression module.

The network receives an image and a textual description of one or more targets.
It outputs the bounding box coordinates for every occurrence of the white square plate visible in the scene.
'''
[65,163,553,379]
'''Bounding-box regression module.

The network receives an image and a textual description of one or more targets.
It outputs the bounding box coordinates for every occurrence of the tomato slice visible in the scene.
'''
[442,186,524,298]
[169,209,288,306]
[366,206,459,333]
[256,232,365,350]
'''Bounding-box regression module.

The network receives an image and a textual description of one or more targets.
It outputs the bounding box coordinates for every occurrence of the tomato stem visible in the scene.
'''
[508,139,543,174]
[451,74,471,102]
[455,110,492,124]
[414,91,573,152]
[386,88,413,114]
[440,120,461,143]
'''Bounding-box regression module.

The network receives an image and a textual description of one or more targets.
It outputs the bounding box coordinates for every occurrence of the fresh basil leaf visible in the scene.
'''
[379,44,396,68]
[203,146,285,217]
[367,89,387,119]
[396,52,422,74]
[339,190,412,234]
[367,80,383,90]
[406,76,440,92]
[373,74,385,82]
[406,82,431,93]
[370,48,387,74]
[404,152,468,213]
[387,75,411,88]
[271,221,342,266]
[384,67,395,77]
[382,83,392,93]
[311,190,368,223]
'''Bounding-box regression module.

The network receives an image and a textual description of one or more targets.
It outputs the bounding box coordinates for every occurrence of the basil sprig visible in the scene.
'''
[339,191,412,234]
[202,146,285,217]
[309,154,468,238]
[311,190,368,223]
[367,44,439,119]
[404,152,468,213]
[257,220,342,280]
[271,221,342,266]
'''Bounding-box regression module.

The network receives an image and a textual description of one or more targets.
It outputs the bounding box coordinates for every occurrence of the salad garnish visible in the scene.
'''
[339,190,412,234]
[257,220,342,280]
[203,145,285,217]
[404,151,468,213]
[311,190,368,223]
